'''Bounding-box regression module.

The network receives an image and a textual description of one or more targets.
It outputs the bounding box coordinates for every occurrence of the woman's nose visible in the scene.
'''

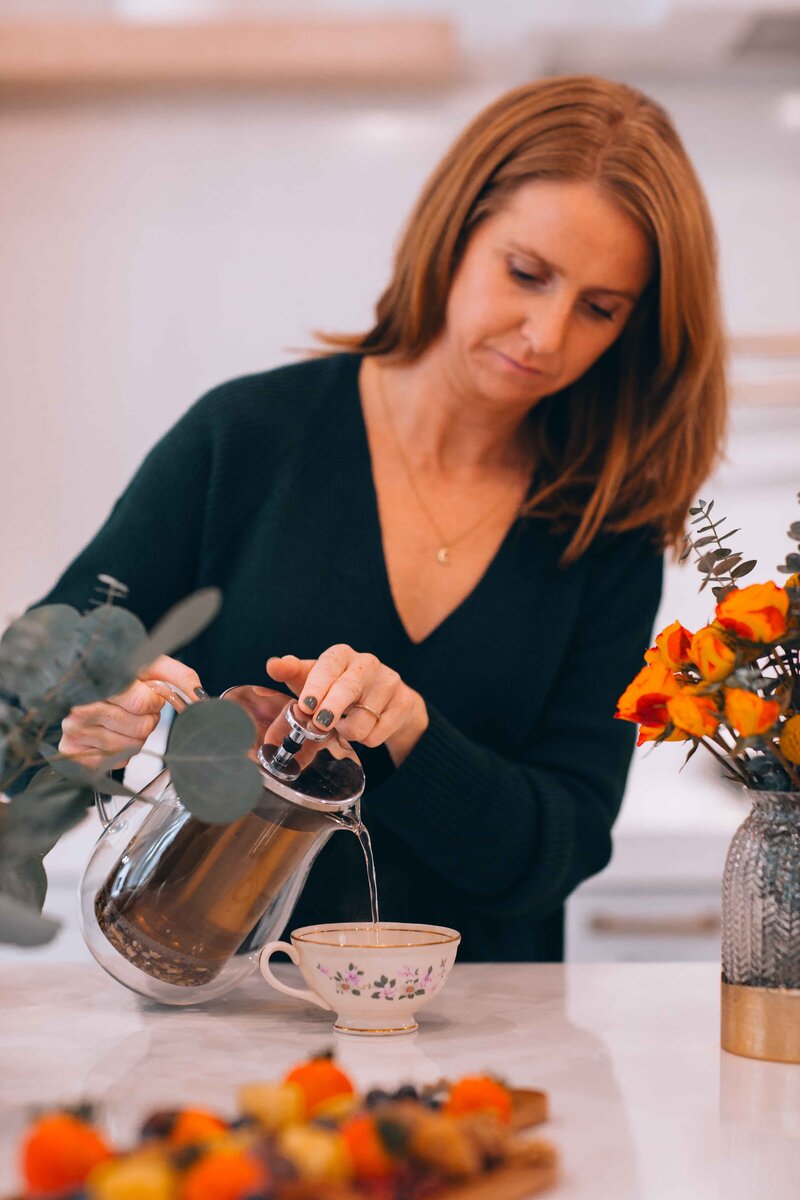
[520,295,571,358]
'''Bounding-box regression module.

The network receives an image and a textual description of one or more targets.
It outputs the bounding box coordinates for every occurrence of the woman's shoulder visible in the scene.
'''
[188,353,361,441]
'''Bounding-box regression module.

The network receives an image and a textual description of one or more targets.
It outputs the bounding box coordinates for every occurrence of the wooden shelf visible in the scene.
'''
[0,17,459,91]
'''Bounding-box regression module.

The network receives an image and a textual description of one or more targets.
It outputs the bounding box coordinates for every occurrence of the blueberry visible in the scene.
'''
[365,1088,390,1108]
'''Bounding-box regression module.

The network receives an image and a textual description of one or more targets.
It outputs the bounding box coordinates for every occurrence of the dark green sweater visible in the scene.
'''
[39,353,663,961]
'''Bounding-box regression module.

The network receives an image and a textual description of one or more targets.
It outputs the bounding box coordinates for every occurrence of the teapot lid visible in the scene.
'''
[220,685,364,812]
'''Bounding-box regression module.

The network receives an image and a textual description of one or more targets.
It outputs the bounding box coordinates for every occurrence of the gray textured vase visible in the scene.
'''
[720,789,800,1062]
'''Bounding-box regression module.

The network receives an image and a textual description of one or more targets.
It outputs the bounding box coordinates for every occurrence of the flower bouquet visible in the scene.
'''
[615,496,800,1062]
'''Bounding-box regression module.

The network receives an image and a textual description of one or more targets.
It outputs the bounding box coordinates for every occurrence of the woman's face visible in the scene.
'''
[440,178,654,406]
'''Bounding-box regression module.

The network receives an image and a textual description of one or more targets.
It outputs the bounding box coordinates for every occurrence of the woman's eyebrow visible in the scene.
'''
[507,241,638,301]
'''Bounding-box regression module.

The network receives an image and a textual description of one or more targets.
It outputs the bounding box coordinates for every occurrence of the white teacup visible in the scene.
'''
[259,922,460,1036]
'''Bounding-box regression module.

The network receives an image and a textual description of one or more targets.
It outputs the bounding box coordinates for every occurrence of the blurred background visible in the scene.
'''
[1,0,799,963]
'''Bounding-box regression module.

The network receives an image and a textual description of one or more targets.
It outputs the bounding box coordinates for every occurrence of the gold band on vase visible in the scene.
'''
[721,981,800,1063]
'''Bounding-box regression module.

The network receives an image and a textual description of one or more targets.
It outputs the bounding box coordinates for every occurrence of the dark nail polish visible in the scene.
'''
[302,696,318,711]
[316,708,334,727]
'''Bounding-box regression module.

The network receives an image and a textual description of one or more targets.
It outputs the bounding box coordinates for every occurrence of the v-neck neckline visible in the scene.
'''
[342,353,525,650]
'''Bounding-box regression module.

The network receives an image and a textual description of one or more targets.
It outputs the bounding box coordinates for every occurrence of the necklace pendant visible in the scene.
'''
[437,546,451,566]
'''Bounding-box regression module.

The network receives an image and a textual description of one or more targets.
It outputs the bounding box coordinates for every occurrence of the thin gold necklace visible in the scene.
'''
[376,365,529,566]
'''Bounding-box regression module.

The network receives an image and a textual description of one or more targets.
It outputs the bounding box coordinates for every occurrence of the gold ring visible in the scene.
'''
[348,702,382,722]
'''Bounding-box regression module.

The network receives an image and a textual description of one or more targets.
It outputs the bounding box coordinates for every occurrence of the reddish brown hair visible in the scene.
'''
[318,75,727,564]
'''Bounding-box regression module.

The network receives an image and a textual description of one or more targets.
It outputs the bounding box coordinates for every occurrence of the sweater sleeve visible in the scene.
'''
[369,527,664,918]
[34,392,217,626]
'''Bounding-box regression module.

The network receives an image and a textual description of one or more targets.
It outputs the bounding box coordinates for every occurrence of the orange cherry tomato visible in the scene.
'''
[341,1113,396,1180]
[168,1109,228,1148]
[21,1112,112,1195]
[283,1056,354,1118]
[443,1076,512,1123]
[181,1148,265,1200]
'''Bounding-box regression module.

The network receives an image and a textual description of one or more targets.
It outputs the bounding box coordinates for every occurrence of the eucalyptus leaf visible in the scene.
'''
[0,891,60,946]
[782,552,800,571]
[0,603,147,717]
[0,855,48,910]
[165,700,263,825]
[732,560,757,579]
[693,535,718,549]
[41,749,140,799]
[788,522,800,540]
[129,588,222,673]
[2,768,94,859]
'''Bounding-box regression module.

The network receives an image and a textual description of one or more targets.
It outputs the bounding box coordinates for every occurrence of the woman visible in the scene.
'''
[43,75,726,961]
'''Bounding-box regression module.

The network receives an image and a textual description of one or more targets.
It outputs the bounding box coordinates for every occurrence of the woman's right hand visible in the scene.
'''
[58,654,203,770]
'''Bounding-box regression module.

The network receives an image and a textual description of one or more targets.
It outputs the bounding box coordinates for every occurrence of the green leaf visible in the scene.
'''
[0,603,147,718]
[1,768,94,859]
[0,855,47,910]
[0,892,60,947]
[129,588,222,673]
[164,700,263,825]
[41,750,139,799]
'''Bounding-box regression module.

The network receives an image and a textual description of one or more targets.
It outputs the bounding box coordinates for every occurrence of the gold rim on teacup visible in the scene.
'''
[290,921,461,948]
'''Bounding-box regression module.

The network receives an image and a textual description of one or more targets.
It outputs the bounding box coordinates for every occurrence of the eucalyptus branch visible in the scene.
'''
[698,736,751,783]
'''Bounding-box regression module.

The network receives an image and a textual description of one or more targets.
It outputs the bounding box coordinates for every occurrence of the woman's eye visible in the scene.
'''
[587,302,615,322]
[509,266,541,286]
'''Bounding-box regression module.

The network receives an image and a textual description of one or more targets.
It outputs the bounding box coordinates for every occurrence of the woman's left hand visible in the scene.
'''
[266,644,429,766]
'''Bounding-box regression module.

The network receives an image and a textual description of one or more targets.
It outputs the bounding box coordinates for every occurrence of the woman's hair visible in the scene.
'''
[318,74,727,565]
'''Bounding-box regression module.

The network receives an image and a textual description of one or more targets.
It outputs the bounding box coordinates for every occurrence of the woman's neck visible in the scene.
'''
[364,351,533,480]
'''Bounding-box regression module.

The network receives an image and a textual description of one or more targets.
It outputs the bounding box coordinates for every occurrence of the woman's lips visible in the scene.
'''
[492,349,547,376]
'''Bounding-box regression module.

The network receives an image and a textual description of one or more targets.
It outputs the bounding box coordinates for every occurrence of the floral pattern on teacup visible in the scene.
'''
[316,959,450,1001]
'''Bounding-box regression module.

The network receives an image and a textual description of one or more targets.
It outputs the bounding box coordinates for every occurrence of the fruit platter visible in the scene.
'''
[11,1052,558,1200]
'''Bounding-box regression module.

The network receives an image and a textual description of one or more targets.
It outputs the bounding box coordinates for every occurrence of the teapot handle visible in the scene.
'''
[94,679,202,828]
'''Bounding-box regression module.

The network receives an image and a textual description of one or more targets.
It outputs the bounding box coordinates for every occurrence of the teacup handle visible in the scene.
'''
[259,942,333,1011]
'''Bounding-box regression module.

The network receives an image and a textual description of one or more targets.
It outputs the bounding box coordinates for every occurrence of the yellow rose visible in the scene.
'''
[786,573,800,590]
[666,693,720,739]
[715,582,789,644]
[724,688,780,738]
[689,624,737,682]
[779,714,800,764]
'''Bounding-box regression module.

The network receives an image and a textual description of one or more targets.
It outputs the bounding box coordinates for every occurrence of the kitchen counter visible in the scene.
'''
[2,961,798,1198]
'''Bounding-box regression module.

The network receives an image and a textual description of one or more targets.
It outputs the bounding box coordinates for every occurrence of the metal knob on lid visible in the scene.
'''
[220,684,364,812]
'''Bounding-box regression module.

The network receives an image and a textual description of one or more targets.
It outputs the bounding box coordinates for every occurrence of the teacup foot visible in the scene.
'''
[334,1016,418,1037]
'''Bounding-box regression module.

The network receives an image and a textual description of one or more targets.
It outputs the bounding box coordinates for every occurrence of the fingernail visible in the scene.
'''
[302,695,318,711]
[316,708,334,727]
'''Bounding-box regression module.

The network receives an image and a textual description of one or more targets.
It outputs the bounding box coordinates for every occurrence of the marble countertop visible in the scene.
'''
[1,961,798,1198]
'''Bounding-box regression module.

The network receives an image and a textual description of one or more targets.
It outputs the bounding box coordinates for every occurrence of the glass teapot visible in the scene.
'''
[79,683,364,1005]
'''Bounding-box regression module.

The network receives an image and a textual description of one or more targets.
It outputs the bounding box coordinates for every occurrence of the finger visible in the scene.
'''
[58,743,123,771]
[339,671,402,744]
[265,655,317,700]
[59,727,136,769]
[137,654,203,700]
[60,720,144,757]
[355,688,417,750]
[106,680,166,717]
[63,704,160,743]
[305,649,376,730]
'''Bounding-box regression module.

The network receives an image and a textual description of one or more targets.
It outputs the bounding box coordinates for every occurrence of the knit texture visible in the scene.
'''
[37,353,663,961]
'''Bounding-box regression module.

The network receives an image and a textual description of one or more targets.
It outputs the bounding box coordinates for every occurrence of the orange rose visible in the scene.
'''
[666,693,719,739]
[616,662,681,729]
[636,724,687,746]
[724,689,780,738]
[715,582,789,644]
[689,624,737,682]
[645,620,694,670]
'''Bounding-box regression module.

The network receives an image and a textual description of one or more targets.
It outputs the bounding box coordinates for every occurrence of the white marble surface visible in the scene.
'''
[1,961,799,1198]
